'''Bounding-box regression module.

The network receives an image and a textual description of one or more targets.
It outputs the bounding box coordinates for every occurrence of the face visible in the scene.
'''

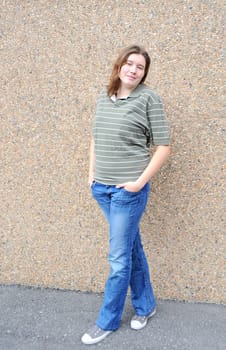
[119,53,146,91]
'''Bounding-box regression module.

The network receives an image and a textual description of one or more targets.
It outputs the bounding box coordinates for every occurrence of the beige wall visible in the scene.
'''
[1,0,225,303]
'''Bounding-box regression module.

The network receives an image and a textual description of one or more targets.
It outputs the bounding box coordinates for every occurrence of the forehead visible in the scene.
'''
[126,53,146,66]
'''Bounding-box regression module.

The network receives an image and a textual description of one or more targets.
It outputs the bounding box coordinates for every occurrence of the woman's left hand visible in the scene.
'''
[116,181,143,192]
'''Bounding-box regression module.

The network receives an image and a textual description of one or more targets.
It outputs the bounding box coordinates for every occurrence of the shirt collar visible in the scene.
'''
[129,84,146,97]
[110,94,117,102]
[110,84,146,101]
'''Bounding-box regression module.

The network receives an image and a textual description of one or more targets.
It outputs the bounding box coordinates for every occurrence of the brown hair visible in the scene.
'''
[107,45,151,96]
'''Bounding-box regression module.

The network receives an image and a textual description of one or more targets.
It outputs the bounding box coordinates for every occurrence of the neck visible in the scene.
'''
[117,86,134,99]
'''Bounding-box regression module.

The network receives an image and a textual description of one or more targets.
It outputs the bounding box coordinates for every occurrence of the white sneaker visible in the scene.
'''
[130,308,156,330]
[81,325,112,345]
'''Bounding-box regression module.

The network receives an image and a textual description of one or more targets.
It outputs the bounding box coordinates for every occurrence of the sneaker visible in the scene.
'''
[130,308,156,330]
[81,325,112,345]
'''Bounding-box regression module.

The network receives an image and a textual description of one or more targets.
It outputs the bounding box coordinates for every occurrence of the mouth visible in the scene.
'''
[127,75,136,80]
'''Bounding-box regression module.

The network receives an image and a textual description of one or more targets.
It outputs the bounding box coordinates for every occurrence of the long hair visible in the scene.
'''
[107,45,151,96]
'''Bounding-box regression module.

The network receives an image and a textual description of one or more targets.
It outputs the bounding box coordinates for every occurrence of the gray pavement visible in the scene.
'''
[0,285,225,350]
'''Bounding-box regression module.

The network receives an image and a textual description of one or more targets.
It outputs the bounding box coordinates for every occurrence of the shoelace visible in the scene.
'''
[134,315,146,321]
[94,328,101,336]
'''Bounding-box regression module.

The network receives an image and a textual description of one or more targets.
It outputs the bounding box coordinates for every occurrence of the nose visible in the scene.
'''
[130,64,136,74]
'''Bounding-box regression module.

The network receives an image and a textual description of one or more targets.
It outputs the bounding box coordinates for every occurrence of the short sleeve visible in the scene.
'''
[147,91,170,145]
[92,89,107,137]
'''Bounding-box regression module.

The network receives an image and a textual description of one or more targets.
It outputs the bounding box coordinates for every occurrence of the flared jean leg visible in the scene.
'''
[130,230,156,316]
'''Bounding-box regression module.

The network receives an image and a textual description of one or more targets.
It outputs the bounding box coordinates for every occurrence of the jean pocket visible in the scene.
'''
[121,187,140,195]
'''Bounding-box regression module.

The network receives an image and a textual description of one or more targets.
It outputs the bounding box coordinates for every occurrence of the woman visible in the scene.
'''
[82,45,170,345]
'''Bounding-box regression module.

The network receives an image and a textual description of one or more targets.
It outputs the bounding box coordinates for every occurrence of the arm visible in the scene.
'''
[116,145,171,192]
[88,137,95,186]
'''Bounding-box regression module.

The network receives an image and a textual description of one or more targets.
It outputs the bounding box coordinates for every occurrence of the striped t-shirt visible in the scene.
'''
[92,84,170,185]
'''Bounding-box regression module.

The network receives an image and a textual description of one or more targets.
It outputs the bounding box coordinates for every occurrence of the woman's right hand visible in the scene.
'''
[88,138,95,187]
[88,173,94,187]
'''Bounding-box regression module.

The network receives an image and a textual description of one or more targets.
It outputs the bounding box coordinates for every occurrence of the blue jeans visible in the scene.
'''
[91,182,156,331]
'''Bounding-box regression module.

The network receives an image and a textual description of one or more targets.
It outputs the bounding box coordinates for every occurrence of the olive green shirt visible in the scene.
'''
[92,84,170,185]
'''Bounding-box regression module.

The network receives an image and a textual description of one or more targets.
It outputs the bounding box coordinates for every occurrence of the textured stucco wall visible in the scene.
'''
[1,0,225,303]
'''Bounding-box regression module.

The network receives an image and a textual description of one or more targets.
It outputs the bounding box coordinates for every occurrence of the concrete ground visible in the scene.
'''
[0,284,225,350]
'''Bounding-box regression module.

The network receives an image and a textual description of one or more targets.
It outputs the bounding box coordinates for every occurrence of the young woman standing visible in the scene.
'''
[82,45,170,345]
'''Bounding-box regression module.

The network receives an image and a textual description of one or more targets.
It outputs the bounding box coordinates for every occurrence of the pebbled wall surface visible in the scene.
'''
[0,0,225,303]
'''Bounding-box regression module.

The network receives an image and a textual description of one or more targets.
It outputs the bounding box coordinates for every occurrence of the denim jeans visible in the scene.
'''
[91,181,156,331]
